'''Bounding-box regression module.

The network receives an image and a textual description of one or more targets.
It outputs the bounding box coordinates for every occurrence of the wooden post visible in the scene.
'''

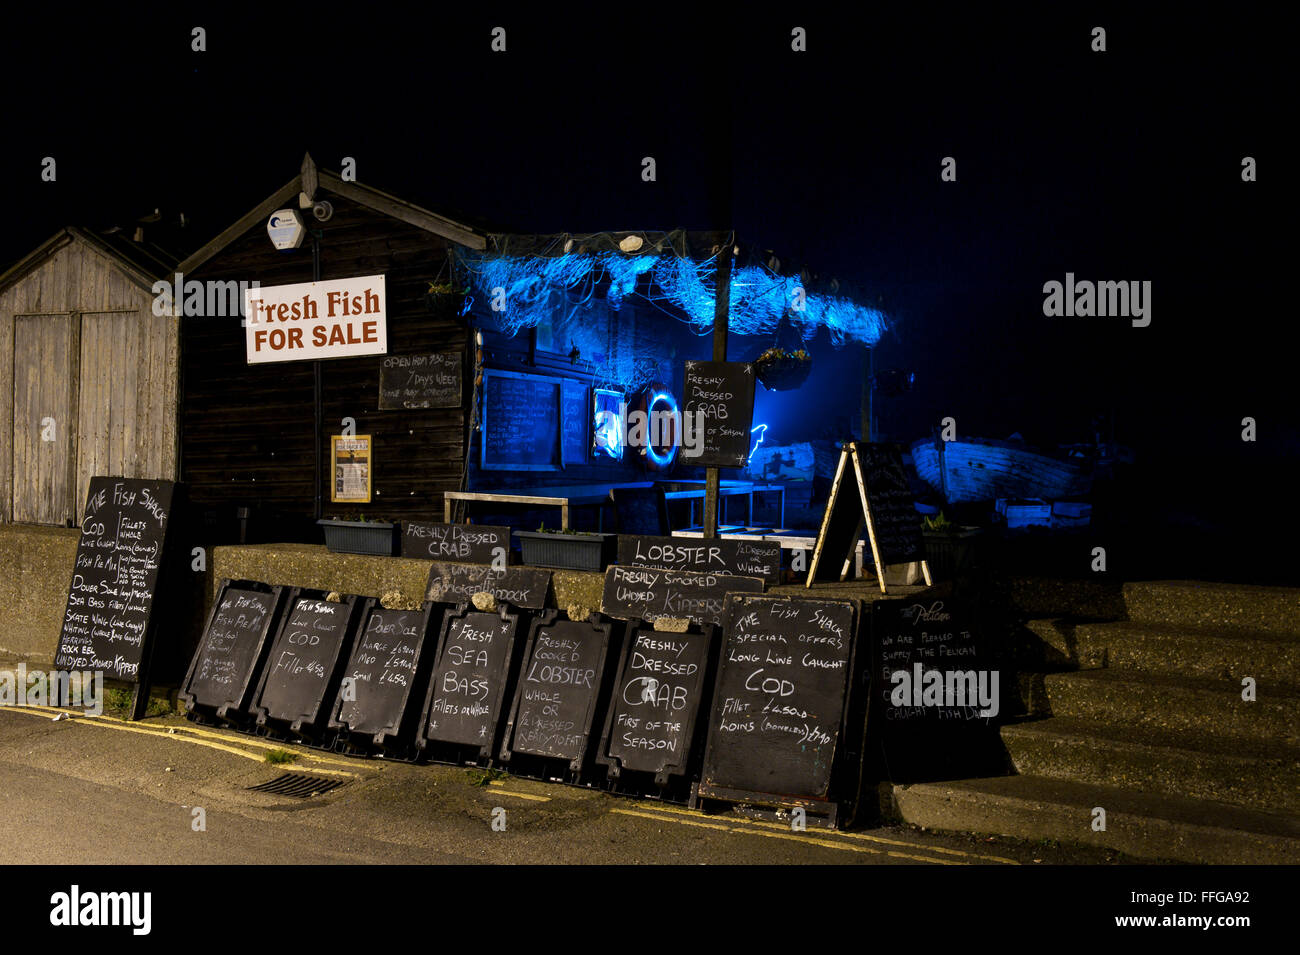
[703,240,732,538]
[861,345,873,441]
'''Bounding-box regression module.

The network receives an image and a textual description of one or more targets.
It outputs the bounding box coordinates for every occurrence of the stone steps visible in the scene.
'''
[883,774,1300,865]
[1026,618,1300,685]
[1022,668,1300,745]
[1122,580,1300,636]
[1000,716,1300,814]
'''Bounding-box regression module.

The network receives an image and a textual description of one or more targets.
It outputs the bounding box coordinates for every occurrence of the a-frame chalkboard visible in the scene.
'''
[807,442,931,594]
[180,579,287,724]
[416,602,525,764]
[53,476,180,719]
[251,589,365,741]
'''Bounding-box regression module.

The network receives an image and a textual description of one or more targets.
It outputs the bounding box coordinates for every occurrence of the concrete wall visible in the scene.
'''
[0,524,79,663]
[210,543,606,613]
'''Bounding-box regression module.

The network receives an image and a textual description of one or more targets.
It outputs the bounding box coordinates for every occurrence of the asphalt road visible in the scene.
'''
[0,706,1122,866]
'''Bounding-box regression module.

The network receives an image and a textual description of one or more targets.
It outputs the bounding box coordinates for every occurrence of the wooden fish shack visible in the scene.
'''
[177,155,488,540]
[0,227,180,526]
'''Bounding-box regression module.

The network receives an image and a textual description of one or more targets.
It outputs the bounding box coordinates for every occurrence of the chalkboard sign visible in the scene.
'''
[871,598,995,722]
[331,602,437,745]
[54,477,177,683]
[698,595,858,809]
[502,610,616,769]
[601,565,764,628]
[252,592,362,735]
[682,360,756,469]
[597,621,716,783]
[180,581,285,721]
[379,352,462,409]
[425,562,552,609]
[481,368,561,471]
[402,522,510,561]
[561,377,588,466]
[809,442,929,592]
[618,535,781,584]
[857,443,925,566]
[417,604,522,758]
[870,598,1004,780]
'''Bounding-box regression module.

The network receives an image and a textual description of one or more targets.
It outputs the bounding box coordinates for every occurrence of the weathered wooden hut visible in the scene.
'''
[177,155,487,538]
[0,227,179,525]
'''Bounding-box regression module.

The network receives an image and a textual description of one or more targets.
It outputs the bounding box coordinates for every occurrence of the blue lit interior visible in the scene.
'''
[644,391,679,468]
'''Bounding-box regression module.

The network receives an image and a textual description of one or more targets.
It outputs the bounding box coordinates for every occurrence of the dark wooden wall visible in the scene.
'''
[182,194,469,540]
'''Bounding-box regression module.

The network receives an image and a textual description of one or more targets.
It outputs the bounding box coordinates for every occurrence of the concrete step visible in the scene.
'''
[1000,716,1300,814]
[1123,580,1300,636]
[1030,619,1300,686]
[882,774,1300,864]
[1025,669,1300,746]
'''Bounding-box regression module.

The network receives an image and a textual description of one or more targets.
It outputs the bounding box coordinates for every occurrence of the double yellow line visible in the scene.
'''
[610,803,1019,865]
[3,705,358,777]
[4,706,1020,863]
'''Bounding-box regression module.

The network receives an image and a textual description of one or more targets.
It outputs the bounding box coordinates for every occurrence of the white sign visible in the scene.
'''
[266,209,306,250]
[245,274,388,364]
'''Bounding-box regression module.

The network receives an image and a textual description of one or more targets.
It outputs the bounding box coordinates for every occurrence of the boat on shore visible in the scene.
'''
[909,436,1093,504]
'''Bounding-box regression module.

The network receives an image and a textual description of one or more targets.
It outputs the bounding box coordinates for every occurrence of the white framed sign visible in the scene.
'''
[245,274,388,364]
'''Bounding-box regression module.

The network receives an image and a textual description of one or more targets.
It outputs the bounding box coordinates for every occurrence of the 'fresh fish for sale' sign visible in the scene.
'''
[245,274,387,363]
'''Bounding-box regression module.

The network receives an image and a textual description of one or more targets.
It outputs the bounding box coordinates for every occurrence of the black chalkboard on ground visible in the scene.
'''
[618,535,781,584]
[697,594,859,821]
[481,368,561,471]
[425,562,552,609]
[682,360,756,469]
[251,590,364,739]
[809,443,928,591]
[329,601,439,749]
[417,603,523,761]
[54,477,177,688]
[501,610,618,773]
[596,620,717,788]
[869,597,1005,781]
[601,565,764,628]
[402,522,511,562]
[180,580,287,723]
[379,352,462,409]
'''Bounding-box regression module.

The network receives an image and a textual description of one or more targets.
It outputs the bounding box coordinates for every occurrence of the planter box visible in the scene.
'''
[318,519,400,556]
[514,530,617,571]
[922,528,985,579]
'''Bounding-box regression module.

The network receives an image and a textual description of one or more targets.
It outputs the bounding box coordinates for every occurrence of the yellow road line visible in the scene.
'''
[488,790,551,802]
[640,800,1018,864]
[485,780,551,801]
[611,808,964,864]
[3,705,356,777]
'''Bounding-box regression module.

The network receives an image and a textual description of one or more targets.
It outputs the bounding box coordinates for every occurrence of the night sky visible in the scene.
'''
[2,8,1289,533]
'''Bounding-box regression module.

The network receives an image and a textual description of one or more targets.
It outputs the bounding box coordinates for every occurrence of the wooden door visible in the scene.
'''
[11,314,78,524]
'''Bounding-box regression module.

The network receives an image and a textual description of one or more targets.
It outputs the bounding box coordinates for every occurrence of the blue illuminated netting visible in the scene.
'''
[462,251,888,348]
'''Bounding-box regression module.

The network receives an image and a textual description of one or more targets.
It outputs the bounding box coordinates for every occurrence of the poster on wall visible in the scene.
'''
[331,434,372,503]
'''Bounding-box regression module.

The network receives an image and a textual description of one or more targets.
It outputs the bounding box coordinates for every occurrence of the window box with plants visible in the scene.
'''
[318,514,401,556]
[920,513,985,580]
[513,525,618,571]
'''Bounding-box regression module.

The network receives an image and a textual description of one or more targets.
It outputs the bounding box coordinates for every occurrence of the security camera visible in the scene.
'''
[312,200,334,222]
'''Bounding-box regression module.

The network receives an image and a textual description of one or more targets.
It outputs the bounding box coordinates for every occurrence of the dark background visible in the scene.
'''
[1,6,1290,577]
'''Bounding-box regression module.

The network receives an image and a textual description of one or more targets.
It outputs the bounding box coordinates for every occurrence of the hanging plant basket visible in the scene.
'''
[755,347,813,391]
[423,281,465,312]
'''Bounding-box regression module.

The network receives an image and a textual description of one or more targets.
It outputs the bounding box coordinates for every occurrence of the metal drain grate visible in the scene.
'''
[247,773,345,799]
